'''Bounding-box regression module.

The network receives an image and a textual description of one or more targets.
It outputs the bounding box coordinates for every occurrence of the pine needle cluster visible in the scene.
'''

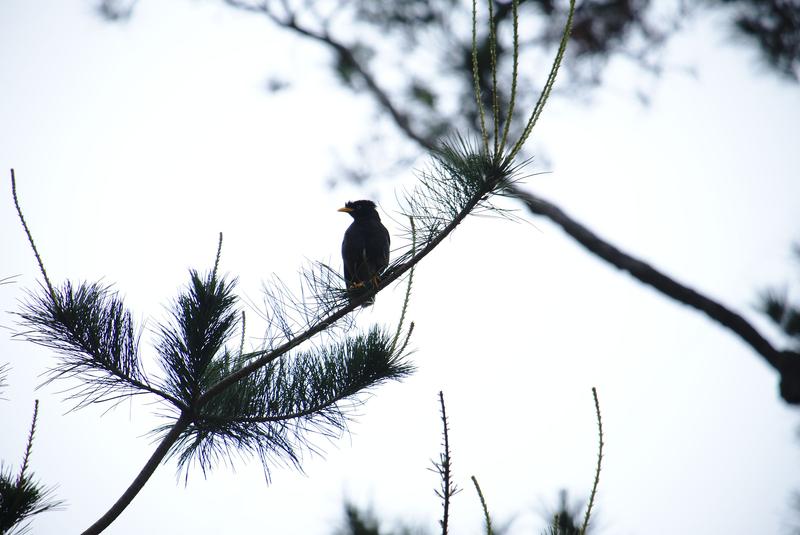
[16,281,149,409]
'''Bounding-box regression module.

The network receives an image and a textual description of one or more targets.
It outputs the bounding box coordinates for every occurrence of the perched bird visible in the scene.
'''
[338,200,390,305]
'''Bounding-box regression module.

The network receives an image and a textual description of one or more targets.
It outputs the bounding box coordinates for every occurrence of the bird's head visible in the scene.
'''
[337,200,380,220]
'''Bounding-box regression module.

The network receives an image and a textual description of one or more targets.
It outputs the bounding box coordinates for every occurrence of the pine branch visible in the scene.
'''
[171,326,414,477]
[222,0,437,152]
[390,216,416,355]
[15,279,182,410]
[155,269,240,406]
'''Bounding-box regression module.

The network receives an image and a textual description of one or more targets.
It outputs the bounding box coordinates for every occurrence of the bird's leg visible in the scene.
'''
[370,275,381,290]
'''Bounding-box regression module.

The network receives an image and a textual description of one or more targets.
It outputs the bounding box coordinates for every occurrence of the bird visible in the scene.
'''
[338,200,390,305]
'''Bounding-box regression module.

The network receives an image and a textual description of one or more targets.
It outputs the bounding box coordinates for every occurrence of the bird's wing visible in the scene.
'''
[364,221,391,273]
[379,223,390,270]
[342,224,366,282]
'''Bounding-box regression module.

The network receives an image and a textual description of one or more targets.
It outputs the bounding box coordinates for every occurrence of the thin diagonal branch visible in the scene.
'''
[12,169,56,300]
[81,412,192,535]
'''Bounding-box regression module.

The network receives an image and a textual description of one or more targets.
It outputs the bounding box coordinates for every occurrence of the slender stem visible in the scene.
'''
[471,475,494,535]
[238,310,247,357]
[394,321,415,358]
[81,413,191,535]
[510,0,575,159]
[11,170,56,301]
[487,0,499,156]
[17,400,39,486]
[471,0,489,153]
[437,391,453,535]
[391,216,416,354]
[499,0,519,153]
[581,387,603,535]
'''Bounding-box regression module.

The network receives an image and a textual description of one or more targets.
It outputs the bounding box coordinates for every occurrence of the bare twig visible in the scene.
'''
[432,391,459,535]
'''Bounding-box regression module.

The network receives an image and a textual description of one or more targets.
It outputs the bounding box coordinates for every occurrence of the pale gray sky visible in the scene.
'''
[1,1,799,534]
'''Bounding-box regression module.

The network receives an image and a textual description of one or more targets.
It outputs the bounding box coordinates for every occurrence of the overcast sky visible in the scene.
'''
[1,1,799,534]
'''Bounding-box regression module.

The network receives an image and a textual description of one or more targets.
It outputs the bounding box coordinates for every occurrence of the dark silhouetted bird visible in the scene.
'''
[338,200,390,305]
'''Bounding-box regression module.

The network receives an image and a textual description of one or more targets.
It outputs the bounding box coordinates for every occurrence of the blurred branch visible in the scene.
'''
[509,186,800,404]
[222,0,439,151]
[97,0,138,21]
[723,0,800,81]
[247,3,800,403]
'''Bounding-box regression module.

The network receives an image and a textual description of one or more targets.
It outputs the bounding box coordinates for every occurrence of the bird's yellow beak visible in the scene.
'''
[337,207,354,213]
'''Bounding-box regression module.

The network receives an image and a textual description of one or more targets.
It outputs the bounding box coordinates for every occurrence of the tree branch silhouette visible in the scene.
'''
[509,186,800,404]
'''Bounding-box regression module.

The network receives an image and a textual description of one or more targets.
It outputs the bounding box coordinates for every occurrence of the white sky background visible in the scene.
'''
[1,1,799,534]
